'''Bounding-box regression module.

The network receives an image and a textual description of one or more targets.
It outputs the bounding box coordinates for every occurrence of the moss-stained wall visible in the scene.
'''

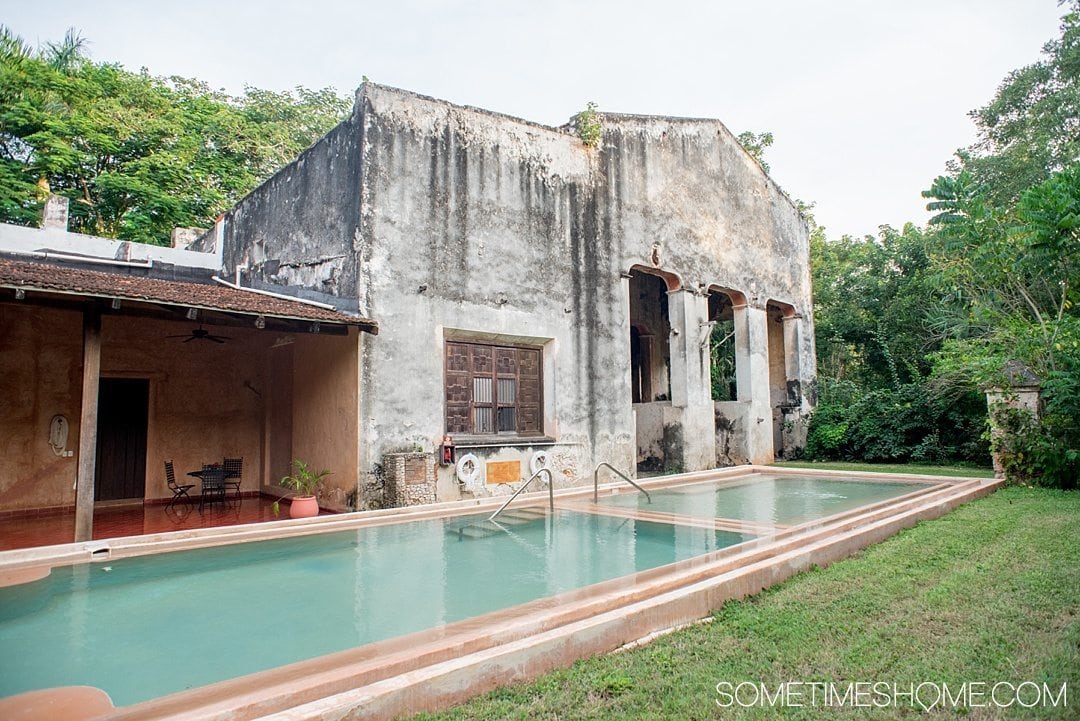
[212,113,365,309]
[216,83,817,500]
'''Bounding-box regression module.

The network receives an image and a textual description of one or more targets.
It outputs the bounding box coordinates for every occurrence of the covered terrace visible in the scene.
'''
[0,255,377,546]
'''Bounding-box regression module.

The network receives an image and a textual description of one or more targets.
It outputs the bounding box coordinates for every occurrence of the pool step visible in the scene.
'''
[448,507,549,540]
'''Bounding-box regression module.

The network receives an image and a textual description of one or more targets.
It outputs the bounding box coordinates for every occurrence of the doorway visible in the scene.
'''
[94,378,149,502]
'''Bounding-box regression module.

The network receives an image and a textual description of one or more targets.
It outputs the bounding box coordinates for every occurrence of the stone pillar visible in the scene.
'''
[780,313,808,455]
[665,289,715,471]
[384,452,436,507]
[744,304,774,464]
[43,195,69,230]
[985,384,1041,479]
[985,360,1042,479]
[731,302,752,402]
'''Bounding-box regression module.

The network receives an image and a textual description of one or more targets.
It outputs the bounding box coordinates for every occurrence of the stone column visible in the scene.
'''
[666,288,716,471]
[985,384,1041,479]
[743,304,774,464]
[74,310,101,542]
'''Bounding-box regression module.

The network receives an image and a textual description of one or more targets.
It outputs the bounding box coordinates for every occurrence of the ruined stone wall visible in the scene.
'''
[354,85,621,497]
[210,114,365,308]
[597,115,816,465]
[597,116,813,343]
[216,84,816,502]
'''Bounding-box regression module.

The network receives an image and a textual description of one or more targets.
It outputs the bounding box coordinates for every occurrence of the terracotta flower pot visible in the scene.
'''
[289,495,319,519]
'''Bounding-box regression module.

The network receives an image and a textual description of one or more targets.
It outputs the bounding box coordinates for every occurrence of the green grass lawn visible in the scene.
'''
[412,486,1077,720]
[775,460,996,479]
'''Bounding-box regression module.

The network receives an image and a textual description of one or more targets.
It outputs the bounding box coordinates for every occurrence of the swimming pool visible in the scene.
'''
[594,474,932,525]
[0,509,748,706]
[0,467,995,720]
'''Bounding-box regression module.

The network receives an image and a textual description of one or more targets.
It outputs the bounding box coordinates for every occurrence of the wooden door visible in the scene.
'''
[94,378,149,502]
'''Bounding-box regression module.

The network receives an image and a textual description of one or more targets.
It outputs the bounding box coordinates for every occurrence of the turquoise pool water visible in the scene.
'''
[0,510,747,706]
[599,475,931,525]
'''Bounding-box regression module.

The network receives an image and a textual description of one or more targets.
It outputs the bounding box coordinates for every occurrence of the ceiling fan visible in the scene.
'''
[166,325,231,344]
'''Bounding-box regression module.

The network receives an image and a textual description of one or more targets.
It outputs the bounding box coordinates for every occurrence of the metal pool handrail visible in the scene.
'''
[593,462,652,504]
[488,468,554,521]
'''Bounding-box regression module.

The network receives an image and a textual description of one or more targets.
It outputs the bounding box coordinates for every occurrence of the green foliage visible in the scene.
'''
[0,26,350,244]
[809,4,1080,481]
[811,222,937,389]
[806,379,987,464]
[280,459,331,496]
[709,319,736,401]
[735,130,773,173]
[924,165,1080,487]
[956,2,1080,206]
[574,101,601,147]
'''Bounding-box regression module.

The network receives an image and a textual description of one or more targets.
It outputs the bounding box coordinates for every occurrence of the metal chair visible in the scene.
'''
[165,460,194,509]
[199,465,228,512]
[223,457,243,503]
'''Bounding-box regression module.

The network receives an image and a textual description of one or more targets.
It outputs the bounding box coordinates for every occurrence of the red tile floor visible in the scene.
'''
[1,497,332,552]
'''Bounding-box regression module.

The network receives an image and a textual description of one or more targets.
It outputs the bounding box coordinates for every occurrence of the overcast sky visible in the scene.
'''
[2,1,1065,238]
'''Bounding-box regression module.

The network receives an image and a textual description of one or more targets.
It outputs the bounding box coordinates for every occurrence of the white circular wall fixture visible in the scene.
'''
[530,450,551,475]
[455,453,482,489]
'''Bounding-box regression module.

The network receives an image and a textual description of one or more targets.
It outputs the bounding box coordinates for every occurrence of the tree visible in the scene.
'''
[0,26,351,245]
[805,218,988,465]
[736,130,774,173]
[926,166,1079,486]
[951,1,1080,206]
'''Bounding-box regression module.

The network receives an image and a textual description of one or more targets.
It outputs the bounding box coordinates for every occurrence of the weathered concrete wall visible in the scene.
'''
[217,83,816,504]
[210,113,365,307]
[714,400,750,466]
[354,85,625,502]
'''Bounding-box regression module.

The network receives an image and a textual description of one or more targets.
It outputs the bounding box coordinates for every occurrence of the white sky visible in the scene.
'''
[1,0,1065,239]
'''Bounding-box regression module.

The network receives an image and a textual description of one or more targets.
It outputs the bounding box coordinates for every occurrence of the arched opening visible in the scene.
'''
[628,265,680,472]
[707,289,741,401]
[767,299,798,458]
[627,266,678,404]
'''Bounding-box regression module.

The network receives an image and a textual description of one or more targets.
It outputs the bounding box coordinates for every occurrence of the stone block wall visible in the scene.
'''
[384,452,436,507]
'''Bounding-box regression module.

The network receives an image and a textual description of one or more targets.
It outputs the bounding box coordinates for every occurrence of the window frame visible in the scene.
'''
[444,340,544,438]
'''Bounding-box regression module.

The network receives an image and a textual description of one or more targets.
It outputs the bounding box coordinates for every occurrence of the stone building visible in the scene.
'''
[0,83,815,531]
[191,83,816,506]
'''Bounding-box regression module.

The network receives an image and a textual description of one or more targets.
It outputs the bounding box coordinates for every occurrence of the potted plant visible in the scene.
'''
[273,459,331,519]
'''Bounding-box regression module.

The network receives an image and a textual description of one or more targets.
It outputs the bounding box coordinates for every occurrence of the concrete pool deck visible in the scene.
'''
[0,466,1002,721]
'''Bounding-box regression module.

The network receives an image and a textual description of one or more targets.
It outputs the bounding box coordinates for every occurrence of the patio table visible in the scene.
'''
[188,466,228,511]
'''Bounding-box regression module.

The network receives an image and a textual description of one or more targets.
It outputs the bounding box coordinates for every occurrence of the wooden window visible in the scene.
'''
[445,341,542,436]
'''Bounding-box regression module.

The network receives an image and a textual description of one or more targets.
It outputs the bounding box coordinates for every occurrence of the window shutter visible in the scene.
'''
[518,348,541,434]
[445,342,470,433]
[445,341,543,436]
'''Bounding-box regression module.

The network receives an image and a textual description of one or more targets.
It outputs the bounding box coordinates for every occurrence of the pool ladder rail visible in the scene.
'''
[593,462,652,504]
[488,468,553,522]
[485,462,653,522]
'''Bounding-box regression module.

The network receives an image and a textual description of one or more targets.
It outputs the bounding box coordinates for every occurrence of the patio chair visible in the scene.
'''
[223,457,243,504]
[165,460,194,509]
[199,465,228,512]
